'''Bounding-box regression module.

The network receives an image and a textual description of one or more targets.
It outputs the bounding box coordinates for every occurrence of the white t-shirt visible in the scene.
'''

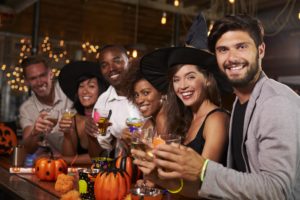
[93,86,141,150]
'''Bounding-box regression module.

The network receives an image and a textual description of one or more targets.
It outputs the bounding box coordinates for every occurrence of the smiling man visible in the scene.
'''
[137,14,300,199]
[86,45,141,156]
[19,56,73,156]
[196,14,300,199]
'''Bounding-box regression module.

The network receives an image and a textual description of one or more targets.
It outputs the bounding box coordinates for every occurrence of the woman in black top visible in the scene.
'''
[58,61,108,165]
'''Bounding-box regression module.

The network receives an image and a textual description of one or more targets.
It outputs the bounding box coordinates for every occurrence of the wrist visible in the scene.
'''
[167,179,184,194]
[30,129,39,137]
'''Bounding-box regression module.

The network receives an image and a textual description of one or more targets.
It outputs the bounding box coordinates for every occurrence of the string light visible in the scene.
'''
[208,22,214,36]
[132,49,138,58]
[174,0,179,7]
[81,41,100,60]
[161,12,167,25]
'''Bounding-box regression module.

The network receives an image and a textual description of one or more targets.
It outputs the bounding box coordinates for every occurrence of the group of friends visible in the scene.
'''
[18,13,300,199]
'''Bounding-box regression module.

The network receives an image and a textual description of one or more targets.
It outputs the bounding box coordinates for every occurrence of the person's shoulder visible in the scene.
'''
[99,86,112,99]
[206,109,230,124]
[259,79,300,105]
[19,96,35,111]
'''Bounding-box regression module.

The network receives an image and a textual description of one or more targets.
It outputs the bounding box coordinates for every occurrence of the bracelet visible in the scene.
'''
[200,159,209,182]
[70,154,78,167]
[167,179,184,194]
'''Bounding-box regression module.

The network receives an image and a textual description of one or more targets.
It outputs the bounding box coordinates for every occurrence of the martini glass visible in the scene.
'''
[38,109,59,148]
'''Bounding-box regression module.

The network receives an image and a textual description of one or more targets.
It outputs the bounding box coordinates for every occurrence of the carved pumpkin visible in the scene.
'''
[0,123,17,154]
[115,156,142,184]
[94,168,130,200]
[35,157,68,181]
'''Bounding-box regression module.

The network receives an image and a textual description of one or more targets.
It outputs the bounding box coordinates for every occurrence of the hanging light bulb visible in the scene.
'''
[161,12,167,25]
[229,0,235,4]
[174,0,179,7]
[298,11,300,20]
[132,49,138,58]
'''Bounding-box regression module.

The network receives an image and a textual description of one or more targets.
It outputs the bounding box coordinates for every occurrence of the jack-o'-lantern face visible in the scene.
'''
[0,123,17,154]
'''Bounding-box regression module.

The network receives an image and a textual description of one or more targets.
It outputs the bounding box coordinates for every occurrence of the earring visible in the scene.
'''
[160,95,167,104]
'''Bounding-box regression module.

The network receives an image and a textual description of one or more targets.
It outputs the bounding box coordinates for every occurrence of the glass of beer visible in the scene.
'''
[93,108,110,136]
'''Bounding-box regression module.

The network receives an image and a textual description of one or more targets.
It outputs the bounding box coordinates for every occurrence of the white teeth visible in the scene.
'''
[229,66,243,71]
[110,74,119,79]
[182,92,192,97]
[38,85,47,91]
[139,105,148,111]
[82,96,91,100]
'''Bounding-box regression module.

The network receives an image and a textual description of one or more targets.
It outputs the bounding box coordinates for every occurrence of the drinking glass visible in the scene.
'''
[131,128,162,198]
[61,108,76,120]
[126,117,144,133]
[93,108,111,136]
[38,109,59,147]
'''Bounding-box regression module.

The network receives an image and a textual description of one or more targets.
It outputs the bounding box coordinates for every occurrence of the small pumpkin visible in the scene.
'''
[94,168,130,200]
[0,123,17,154]
[115,155,142,184]
[35,157,68,181]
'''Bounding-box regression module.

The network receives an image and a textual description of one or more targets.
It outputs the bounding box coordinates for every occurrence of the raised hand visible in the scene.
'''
[59,117,73,133]
[153,143,205,181]
[84,116,99,137]
[32,111,54,135]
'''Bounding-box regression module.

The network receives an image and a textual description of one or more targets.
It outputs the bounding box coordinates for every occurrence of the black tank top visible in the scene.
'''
[185,108,229,166]
[74,116,89,155]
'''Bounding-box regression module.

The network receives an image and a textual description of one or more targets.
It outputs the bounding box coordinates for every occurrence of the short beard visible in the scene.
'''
[226,54,260,88]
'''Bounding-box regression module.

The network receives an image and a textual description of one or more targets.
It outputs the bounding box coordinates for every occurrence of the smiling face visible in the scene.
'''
[24,62,54,99]
[77,78,100,109]
[172,64,207,109]
[99,47,129,87]
[133,79,162,118]
[215,30,265,88]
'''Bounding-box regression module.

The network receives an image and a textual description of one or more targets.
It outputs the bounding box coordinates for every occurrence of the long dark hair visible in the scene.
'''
[164,64,221,136]
[73,75,108,115]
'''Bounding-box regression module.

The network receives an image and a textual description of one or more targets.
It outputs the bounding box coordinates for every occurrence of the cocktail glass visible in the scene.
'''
[38,108,59,147]
[93,108,110,136]
[61,108,76,120]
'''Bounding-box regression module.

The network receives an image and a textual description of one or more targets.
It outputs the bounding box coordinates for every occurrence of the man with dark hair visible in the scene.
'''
[139,14,300,199]
[85,45,141,156]
[19,55,73,155]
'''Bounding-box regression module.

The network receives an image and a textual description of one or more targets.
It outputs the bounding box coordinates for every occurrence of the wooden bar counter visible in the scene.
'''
[0,156,60,200]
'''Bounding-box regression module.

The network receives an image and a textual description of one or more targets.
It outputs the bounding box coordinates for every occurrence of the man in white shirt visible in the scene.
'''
[19,56,73,156]
[86,45,140,157]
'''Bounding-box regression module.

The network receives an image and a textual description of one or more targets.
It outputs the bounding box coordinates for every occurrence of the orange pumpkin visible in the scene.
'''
[0,123,17,154]
[35,157,68,181]
[115,156,142,184]
[94,168,130,200]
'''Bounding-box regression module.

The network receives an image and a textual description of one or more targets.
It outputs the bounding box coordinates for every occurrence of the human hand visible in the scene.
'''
[121,128,132,146]
[84,117,99,137]
[32,111,55,135]
[153,143,205,181]
[131,148,157,179]
[135,179,156,188]
[59,117,73,133]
